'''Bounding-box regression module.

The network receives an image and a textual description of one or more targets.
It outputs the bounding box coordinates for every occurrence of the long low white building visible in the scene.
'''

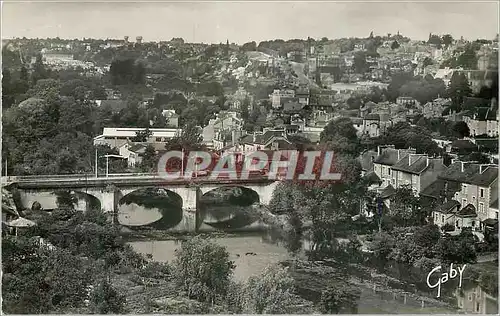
[93,127,182,149]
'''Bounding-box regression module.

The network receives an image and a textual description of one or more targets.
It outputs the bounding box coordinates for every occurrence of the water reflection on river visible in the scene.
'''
[129,233,289,282]
[128,233,498,314]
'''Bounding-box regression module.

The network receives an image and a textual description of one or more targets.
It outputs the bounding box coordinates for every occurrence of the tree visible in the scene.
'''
[463,151,490,164]
[140,144,157,172]
[320,117,362,157]
[132,127,152,142]
[268,183,308,254]
[173,237,235,305]
[109,58,145,85]
[441,34,454,47]
[31,53,49,85]
[2,239,95,314]
[320,286,360,314]
[369,232,395,261]
[448,72,472,110]
[452,121,470,138]
[456,45,478,70]
[389,185,423,227]
[434,233,477,264]
[414,224,441,250]
[89,279,126,314]
[352,51,368,74]
[241,41,257,52]
[241,265,299,314]
[391,40,400,50]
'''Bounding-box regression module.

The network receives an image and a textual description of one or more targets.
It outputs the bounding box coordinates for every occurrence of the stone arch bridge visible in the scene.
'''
[5,174,279,232]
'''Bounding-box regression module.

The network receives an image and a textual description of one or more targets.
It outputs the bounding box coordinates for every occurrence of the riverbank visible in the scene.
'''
[282,258,459,314]
[127,231,465,313]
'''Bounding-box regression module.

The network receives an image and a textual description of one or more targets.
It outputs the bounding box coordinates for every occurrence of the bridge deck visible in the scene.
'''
[6,173,277,189]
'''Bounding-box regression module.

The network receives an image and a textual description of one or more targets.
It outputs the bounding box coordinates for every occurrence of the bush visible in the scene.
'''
[369,232,395,260]
[138,261,171,279]
[173,237,235,304]
[89,279,126,314]
[441,223,455,232]
[413,256,440,272]
[241,265,299,314]
[320,286,360,314]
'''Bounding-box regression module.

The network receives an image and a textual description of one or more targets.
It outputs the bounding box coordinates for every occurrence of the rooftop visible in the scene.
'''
[391,155,431,175]
[373,148,415,166]
[439,162,498,186]
[98,127,182,139]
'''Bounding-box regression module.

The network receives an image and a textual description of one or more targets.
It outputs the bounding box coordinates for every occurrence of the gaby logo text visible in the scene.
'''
[157,150,342,181]
[426,263,466,298]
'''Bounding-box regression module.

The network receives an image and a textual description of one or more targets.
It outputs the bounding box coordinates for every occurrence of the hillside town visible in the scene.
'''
[2,4,499,314]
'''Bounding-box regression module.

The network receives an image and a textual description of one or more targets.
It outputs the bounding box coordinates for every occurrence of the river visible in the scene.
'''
[128,232,498,314]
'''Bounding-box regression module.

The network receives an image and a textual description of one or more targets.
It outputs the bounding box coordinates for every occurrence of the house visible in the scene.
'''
[96,100,128,113]
[270,89,295,109]
[450,139,478,155]
[308,110,336,128]
[283,102,306,115]
[463,100,499,137]
[119,143,147,167]
[235,128,294,153]
[361,113,392,138]
[358,150,382,192]
[352,117,364,136]
[421,98,451,118]
[162,110,180,128]
[202,111,243,148]
[93,127,182,149]
[434,67,454,86]
[390,154,447,194]
[396,96,419,107]
[429,162,498,231]
[453,284,499,314]
[372,146,416,190]
[296,87,310,106]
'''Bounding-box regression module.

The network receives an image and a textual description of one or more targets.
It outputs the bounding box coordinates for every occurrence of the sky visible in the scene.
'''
[2,1,499,44]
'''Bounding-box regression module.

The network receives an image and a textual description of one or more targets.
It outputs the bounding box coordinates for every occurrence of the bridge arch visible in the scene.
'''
[199,185,262,230]
[117,187,183,229]
[17,189,101,212]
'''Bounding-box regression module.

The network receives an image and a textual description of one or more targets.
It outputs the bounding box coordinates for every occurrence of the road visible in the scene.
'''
[289,61,319,89]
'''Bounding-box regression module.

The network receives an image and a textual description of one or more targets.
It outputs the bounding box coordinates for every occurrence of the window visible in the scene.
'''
[476,302,480,312]
[468,294,473,301]
[496,212,499,219]
[156,137,162,142]
[388,169,391,175]
[462,198,467,207]
[480,189,484,198]
[441,215,444,222]
[472,221,475,227]
[479,203,484,213]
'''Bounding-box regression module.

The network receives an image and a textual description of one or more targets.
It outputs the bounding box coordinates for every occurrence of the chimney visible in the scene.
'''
[461,161,465,173]
[397,150,400,161]
[252,132,257,143]
[377,145,382,156]
[480,164,490,174]
[426,156,429,168]
[444,181,448,202]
